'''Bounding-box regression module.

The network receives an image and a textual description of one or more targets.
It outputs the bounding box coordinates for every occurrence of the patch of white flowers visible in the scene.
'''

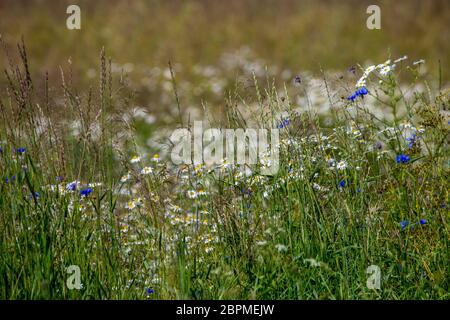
[356,56,409,88]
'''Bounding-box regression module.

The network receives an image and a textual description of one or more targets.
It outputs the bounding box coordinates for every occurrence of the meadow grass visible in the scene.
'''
[0,42,449,300]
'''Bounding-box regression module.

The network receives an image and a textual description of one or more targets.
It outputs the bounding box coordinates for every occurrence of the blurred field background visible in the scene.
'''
[1,0,449,82]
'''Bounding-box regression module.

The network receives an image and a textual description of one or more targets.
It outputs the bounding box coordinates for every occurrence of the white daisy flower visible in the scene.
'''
[125,200,137,210]
[187,190,198,199]
[170,204,183,213]
[275,244,288,253]
[304,258,322,267]
[151,154,161,163]
[140,166,153,175]
[365,65,376,73]
[312,183,323,191]
[337,161,348,170]
[379,65,394,77]
[88,182,102,188]
[130,155,141,163]
[394,55,408,63]
[120,173,132,183]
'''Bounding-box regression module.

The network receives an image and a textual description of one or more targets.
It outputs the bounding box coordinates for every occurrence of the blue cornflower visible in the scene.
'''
[374,141,383,150]
[347,87,369,102]
[80,188,93,197]
[67,182,77,191]
[400,220,410,229]
[16,147,26,154]
[339,180,347,188]
[277,118,290,129]
[419,219,427,225]
[396,154,410,164]
[356,187,361,193]
[29,192,40,200]
[146,288,154,295]
[0,147,2,153]
[406,134,418,148]
[347,93,357,102]
[5,175,16,183]
[347,65,356,74]
[356,87,369,96]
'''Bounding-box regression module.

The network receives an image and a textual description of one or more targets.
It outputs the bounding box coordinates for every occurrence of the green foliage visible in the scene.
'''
[0,41,449,300]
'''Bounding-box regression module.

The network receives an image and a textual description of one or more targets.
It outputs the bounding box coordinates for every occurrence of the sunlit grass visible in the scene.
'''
[0,38,449,299]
